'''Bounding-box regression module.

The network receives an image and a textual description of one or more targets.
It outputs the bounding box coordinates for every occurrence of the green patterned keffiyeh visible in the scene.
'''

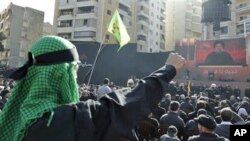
[0,36,80,141]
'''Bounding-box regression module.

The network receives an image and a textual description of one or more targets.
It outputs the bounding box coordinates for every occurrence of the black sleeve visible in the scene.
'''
[77,65,176,141]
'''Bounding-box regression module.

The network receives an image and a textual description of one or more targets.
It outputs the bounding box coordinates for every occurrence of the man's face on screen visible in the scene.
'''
[214,43,224,53]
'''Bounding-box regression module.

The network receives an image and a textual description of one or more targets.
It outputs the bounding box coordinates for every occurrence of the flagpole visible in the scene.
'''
[87,5,130,86]
[87,37,105,86]
[87,0,106,86]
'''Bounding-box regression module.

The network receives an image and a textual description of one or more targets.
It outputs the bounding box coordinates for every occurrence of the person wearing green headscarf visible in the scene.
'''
[0,35,185,141]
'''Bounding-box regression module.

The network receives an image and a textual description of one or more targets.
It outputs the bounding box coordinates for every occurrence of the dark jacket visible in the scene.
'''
[159,112,185,137]
[180,101,194,114]
[22,65,176,141]
[204,51,235,66]
[188,133,228,141]
[215,124,230,139]
[136,117,159,140]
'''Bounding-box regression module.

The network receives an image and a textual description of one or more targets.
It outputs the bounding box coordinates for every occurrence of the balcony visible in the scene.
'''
[138,19,149,26]
[74,26,96,32]
[137,34,147,42]
[58,33,72,40]
[236,3,250,14]
[119,1,130,10]
[237,18,250,25]
[237,21,250,35]
[77,0,98,7]
[77,6,96,15]
[76,13,97,19]
[138,0,149,9]
[59,3,75,9]
[137,30,148,36]
[138,10,149,19]
[192,23,202,33]
[60,9,73,15]
[57,27,73,33]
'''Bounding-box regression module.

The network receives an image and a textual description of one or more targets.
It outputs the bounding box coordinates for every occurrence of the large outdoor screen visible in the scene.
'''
[196,38,246,66]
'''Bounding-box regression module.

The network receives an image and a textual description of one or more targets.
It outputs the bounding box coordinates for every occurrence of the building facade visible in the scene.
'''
[43,22,53,36]
[136,0,166,52]
[54,0,136,43]
[54,0,166,53]
[236,0,250,37]
[202,0,250,40]
[165,0,202,51]
[0,3,44,68]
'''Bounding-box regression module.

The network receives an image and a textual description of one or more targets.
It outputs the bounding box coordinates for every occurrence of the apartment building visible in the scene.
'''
[54,0,136,43]
[43,22,53,36]
[136,0,166,52]
[54,0,166,53]
[202,0,250,39]
[165,0,202,51]
[0,3,44,68]
[236,0,250,37]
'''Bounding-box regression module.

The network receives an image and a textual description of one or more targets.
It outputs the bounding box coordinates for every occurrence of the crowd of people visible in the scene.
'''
[76,78,250,141]
[1,72,250,141]
[1,36,250,141]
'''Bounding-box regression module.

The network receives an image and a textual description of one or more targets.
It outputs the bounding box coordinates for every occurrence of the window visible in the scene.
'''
[58,33,71,39]
[83,19,88,26]
[107,10,112,15]
[240,16,247,21]
[60,9,73,16]
[247,22,250,32]
[140,6,144,10]
[221,26,228,34]
[156,42,158,45]
[105,34,110,40]
[161,34,165,40]
[160,25,163,30]
[58,20,72,27]
[150,48,152,53]
[66,0,69,3]
[74,31,96,38]
[129,21,132,26]
[140,45,143,50]
[75,19,96,27]
[77,6,95,14]
[137,35,146,41]
[152,3,154,7]
[141,25,144,30]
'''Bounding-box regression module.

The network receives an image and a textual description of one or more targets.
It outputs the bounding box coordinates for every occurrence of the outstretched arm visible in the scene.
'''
[75,53,185,140]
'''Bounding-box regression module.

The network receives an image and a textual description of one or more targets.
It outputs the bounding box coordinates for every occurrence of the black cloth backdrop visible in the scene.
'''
[74,42,170,86]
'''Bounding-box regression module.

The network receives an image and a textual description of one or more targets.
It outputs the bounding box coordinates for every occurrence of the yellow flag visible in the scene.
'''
[108,10,130,52]
[188,80,191,96]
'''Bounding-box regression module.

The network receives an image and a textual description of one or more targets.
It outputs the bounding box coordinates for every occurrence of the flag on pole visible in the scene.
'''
[188,80,191,96]
[108,10,130,52]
